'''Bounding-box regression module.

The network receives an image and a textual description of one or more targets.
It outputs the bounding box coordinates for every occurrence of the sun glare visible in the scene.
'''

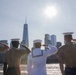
[44,6,57,18]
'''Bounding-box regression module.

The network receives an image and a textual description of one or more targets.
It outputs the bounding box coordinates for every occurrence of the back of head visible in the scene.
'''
[33,39,42,48]
[62,32,74,44]
[64,35,72,40]
[11,38,19,48]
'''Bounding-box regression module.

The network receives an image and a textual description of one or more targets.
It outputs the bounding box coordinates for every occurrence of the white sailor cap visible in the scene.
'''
[62,32,74,36]
[33,39,42,44]
[11,38,20,41]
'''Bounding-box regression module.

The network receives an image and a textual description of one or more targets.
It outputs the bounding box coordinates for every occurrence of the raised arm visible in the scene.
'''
[45,45,58,57]
[0,43,9,51]
[20,44,30,53]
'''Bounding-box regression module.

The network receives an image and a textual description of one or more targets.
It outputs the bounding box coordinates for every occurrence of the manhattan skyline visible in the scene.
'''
[0,0,76,48]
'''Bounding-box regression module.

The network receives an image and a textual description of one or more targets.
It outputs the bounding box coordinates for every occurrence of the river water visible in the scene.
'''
[21,64,62,75]
[0,64,62,75]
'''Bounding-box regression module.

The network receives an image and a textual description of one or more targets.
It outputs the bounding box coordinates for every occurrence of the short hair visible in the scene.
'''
[11,41,19,48]
[34,43,41,48]
[64,35,72,39]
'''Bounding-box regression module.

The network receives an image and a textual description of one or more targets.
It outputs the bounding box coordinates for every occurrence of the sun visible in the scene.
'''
[44,6,57,18]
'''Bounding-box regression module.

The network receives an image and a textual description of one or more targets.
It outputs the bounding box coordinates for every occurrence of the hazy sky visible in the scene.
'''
[0,0,76,48]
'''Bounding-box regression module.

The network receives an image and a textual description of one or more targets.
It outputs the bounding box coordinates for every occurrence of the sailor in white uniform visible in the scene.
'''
[27,39,58,75]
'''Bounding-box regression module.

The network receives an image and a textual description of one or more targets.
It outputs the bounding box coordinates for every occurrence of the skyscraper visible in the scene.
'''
[44,34,58,63]
[44,34,51,49]
[20,21,29,64]
[51,35,57,46]
[44,34,51,45]
[56,42,62,48]
[20,22,29,49]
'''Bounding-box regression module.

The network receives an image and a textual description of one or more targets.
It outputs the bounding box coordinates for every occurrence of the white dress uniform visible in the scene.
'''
[27,40,58,75]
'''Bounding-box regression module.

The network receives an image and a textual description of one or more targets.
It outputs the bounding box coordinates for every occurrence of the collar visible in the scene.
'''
[32,48,43,57]
[65,42,73,46]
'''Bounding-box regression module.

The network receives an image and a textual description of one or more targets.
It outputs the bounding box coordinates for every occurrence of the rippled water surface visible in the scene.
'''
[0,64,62,75]
[21,64,62,75]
